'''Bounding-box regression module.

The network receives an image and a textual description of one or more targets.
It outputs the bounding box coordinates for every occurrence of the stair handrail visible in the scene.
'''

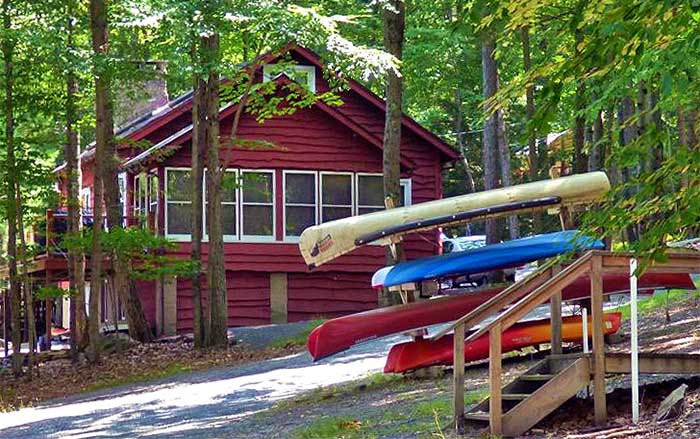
[464,251,595,345]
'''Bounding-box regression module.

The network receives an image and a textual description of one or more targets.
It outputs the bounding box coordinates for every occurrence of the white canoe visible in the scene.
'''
[299,172,611,268]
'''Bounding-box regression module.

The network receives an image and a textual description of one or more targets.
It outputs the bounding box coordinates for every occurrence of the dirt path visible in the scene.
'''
[0,330,409,438]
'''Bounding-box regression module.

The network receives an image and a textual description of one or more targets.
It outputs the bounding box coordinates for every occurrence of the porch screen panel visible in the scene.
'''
[284,172,317,238]
[166,169,192,236]
[241,171,274,239]
[357,175,384,215]
[204,169,238,239]
[321,173,353,222]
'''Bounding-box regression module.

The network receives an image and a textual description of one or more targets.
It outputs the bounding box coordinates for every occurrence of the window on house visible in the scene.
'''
[203,169,238,239]
[134,173,148,227]
[321,173,353,222]
[80,187,92,215]
[262,64,316,93]
[148,173,159,228]
[356,174,412,215]
[241,170,274,239]
[284,171,317,238]
[118,173,127,223]
[165,169,192,237]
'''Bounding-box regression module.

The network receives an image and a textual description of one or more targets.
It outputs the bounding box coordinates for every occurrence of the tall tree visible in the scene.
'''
[65,0,88,354]
[2,0,22,376]
[521,25,542,232]
[190,40,207,348]
[88,0,110,361]
[481,35,501,247]
[91,0,153,345]
[380,0,405,306]
[202,32,227,347]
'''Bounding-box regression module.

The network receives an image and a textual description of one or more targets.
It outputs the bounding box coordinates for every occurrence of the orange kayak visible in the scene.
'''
[384,312,622,373]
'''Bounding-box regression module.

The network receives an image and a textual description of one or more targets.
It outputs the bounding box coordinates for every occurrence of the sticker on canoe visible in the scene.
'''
[310,234,334,257]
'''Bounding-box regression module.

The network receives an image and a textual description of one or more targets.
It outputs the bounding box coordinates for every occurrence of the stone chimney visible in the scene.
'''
[115,61,170,128]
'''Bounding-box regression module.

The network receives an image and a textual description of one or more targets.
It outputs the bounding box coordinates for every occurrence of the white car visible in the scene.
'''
[441,235,516,287]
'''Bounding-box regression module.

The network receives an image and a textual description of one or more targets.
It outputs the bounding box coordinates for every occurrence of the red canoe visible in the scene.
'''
[384,312,622,373]
[307,272,693,360]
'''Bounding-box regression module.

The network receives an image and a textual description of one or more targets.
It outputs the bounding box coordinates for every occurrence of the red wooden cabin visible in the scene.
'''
[51,45,458,335]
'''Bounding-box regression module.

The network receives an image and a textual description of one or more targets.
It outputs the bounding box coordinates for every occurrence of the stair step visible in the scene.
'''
[464,411,490,422]
[519,373,555,381]
[502,393,531,401]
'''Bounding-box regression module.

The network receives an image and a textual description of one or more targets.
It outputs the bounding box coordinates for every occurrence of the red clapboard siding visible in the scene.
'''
[176,271,270,332]
[287,272,377,322]
[135,280,157,331]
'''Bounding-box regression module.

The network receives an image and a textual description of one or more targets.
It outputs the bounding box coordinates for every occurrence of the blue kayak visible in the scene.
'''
[372,230,604,288]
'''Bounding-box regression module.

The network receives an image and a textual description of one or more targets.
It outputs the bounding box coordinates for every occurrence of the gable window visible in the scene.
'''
[356,174,412,214]
[320,172,353,222]
[284,171,317,239]
[241,170,275,240]
[262,64,316,93]
[165,168,192,239]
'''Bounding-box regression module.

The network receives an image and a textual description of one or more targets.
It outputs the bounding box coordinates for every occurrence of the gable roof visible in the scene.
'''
[56,44,458,173]
[123,75,417,170]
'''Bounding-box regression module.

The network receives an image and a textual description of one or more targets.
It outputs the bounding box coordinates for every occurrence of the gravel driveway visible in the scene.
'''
[0,328,410,439]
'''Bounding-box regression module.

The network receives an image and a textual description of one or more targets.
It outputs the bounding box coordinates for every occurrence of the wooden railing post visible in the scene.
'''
[453,322,465,432]
[550,264,563,355]
[591,255,607,426]
[489,322,502,436]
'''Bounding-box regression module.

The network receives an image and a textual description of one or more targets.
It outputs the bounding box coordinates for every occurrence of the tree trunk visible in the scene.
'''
[496,99,519,240]
[454,90,475,193]
[88,0,111,362]
[521,26,541,232]
[65,1,87,356]
[190,41,207,347]
[481,36,502,248]
[380,0,405,307]
[589,108,604,171]
[90,0,152,343]
[16,191,35,379]
[572,29,587,174]
[2,0,22,376]
[203,33,227,347]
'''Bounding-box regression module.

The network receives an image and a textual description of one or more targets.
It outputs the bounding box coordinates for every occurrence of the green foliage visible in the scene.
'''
[611,289,697,320]
[35,285,71,300]
[63,227,198,280]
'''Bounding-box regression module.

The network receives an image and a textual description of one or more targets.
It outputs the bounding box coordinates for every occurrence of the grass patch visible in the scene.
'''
[292,415,376,439]
[85,362,194,393]
[273,372,405,411]
[270,319,326,349]
[611,289,697,320]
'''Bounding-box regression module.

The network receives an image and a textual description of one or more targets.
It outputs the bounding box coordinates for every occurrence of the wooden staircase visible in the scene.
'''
[464,355,591,437]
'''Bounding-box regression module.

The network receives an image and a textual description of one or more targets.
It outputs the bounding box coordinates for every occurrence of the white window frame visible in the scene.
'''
[262,64,316,93]
[320,171,354,223]
[355,172,412,214]
[148,171,159,228]
[80,187,92,215]
[283,170,318,242]
[203,168,239,243]
[164,167,193,241]
[240,169,276,243]
[118,172,128,221]
[133,172,148,227]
